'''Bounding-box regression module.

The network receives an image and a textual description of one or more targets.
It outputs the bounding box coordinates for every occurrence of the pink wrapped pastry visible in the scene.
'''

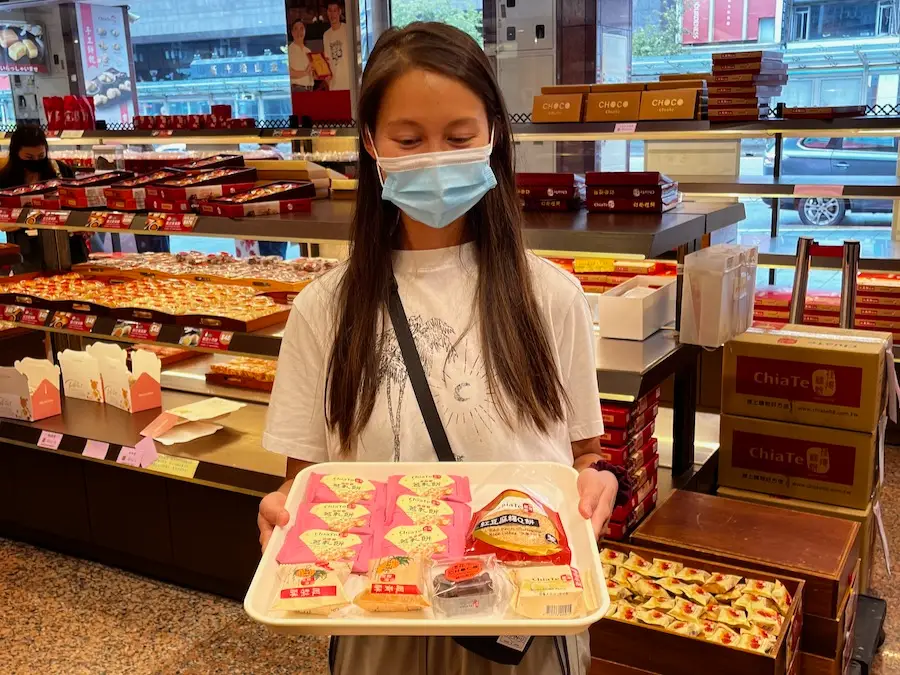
[277,527,373,574]
[305,473,385,506]
[385,494,471,528]
[296,502,379,534]
[386,474,471,503]
[379,523,465,561]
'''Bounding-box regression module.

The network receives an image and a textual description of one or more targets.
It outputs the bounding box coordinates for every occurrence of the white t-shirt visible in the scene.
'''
[263,244,604,466]
[288,43,313,87]
[323,23,352,91]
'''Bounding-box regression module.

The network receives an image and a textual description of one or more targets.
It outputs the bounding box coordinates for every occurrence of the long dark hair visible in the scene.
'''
[0,125,55,187]
[325,22,567,452]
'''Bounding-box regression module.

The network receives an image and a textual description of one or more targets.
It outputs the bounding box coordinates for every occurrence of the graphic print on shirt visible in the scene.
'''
[379,315,491,461]
[329,40,343,70]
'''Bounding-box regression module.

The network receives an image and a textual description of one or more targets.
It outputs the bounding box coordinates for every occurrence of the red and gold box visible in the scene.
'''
[103,170,181,211]
[198,181,315,218]
[0,179,61,207]
[178,153,245,172]
[599,405,659,446]
[605,487,658,540]
[148,167,257,202]
[58,170,134,209]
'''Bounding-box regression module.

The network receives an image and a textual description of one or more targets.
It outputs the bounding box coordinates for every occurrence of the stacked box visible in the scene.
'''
[639,86,705,121]
[103,170,181,211]
[584,171,680,213]
[531,85,588,123]
[584,83,645,122]
[599,387,662,540]
[58,170,135,209]
[146,167,257,213]
[515,173,578,212]
[0,179,61,207]
[198,181,315,217]
[782,105,866,120]
[571,257,676,295]
[709,51,787,120]
[178,153,245,172]
[330,178,357,201]
[644,79,708,120]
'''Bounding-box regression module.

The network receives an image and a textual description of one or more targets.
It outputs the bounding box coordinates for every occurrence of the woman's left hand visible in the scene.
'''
[577,468,619,539]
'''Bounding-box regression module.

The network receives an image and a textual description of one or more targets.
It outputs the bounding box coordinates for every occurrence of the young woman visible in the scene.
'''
[258,22,619,675]
[0,125,86,271]
[288,18,314,90]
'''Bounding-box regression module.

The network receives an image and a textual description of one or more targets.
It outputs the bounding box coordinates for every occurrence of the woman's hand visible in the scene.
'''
[577,468,619,539]
[258,489,290,553]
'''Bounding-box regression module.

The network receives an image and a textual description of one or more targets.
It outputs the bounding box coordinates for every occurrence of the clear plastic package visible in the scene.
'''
[429,555,506,618]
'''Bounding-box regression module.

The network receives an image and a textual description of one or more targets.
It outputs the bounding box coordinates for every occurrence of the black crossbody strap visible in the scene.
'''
[387,276,456,462]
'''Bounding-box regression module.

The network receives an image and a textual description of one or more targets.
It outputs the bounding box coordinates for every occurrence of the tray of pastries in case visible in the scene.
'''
[199,181,316,217]
[59,170,136,209]
[104,170,182,210]
[593,543,804,675]
[147,167,257,202]
[0,179,60,206]
[206,356,277,391]
[75,252,339,291]
[0,273,290,332]
[178,154,246,171]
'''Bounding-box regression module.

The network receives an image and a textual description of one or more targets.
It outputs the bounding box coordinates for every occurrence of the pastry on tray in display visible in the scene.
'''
[585,172,680,213]
[276,526,373,574]
[208,356,277,383]
[199,181,316,218]
[305,473,385,506]
[146,167,257,212]
[380,523,465,561]
[354,555,431,612]
[58,170,135,209]
[296,502,378,535]
[386,474,471,503]
[429,556,502,618]
[516,173,579,212]
[104,170,181,211]
[597,546,794,655]
[271,562,351,614]
[509,565,587,619]
[0,179,60,206]
[179,154,246,171]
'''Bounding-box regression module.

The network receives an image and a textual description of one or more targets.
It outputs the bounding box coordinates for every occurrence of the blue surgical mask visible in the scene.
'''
[369,130,497,229]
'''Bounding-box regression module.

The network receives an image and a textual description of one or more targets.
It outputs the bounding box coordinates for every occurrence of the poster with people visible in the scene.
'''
[285,0,357,122]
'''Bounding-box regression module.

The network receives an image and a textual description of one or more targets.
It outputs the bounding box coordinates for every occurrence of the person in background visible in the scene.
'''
[0,125,87,271]
[323,2,351,92]
[288,18,315,91]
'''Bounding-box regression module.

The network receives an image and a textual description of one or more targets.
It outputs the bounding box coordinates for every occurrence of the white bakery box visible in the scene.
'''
[589,276,677,341]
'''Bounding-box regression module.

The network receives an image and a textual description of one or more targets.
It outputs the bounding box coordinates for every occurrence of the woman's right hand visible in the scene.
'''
[258,489,290,553]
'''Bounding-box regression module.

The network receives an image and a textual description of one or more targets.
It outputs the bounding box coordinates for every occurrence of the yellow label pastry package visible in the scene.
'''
[271,563,350,615]
[612,567,642,590]
[681,584,714,607]
[738,632,773,654]
[647,558,683,578]
[748,607,783,633]
[734,592,778,614]
[602,563,615,579]
[641,596,675,611]
[744,578,775,598]
[669,598,706,622]
[354,555,430,612]
[715,606,752,630]
[676,567,711,584]
[636,608,674,627]
[510,565,587,619]
[623,553,653,576]
[600,548,627,567]
[703,573,742,595]
[656,577,688,596]
[699,619,719,640]
[715,583,745,603]
[611,601,639,622]
[668,620,704,637]
[710,625,740,647]
[771,579,793,615]
[606,579,633,601]
[632,578,670,599]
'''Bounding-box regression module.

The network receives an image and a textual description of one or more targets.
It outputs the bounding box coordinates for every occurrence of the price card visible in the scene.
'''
[136,436,159,469]
[178,328,233,351]
[24,210,71,226]
[0,207,22,223]
[272,129,299,138]
[82,440,109,459]
[147,454,200,479]
[145,212,198,233]
[37,431,63,449]
[60,130,85,139]
[87,211,134,230]
[111,320,162,341]
[614,122,638,133]
[116,446,142,467]
[50,311,97,333]
[151,130,175,137]
[19,307,49,326]
[794,184,844,197]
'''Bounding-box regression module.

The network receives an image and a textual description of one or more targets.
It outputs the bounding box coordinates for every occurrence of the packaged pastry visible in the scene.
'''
[305,473,385,506]
[699,619,719,640]
[636,608,674,628]
[623,553,653,576]
[748,607,783,633]
[715,606,752,630]
[669,598,706,622]
[276,527,372,574]
[631,577,669,599]
[738,633,773,654]
[296,502,377,534]
[612,602,639,622]
[703,573,742,595]
[606,579,633,601]
[466,489,571,565]
[647,558,683,578]
[606,601,623,618]
[676,567,711,584]
[715,583,745,603]
[681,584,714,607]
[602,563,615,579]
[381,524,463,561]
[387,474,471,503]
[641,596,675,611]
[743,625,776,642]
[599,548,627,567]
[430,556,503,618]
[354,555,430,612]
[271,562,350,614]
[772,579,792,615]
[734,592,777,614]
[668,620,704,637]
[612,567,641,590]
[744,579,775,599]
[509,565,586,620]
[657,577,688,596]
[386,494,471,528]
[702,603,721,621]
[710,625,740,647]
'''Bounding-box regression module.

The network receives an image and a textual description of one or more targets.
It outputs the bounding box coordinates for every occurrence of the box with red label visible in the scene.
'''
[599,436,658,471]
[198,181,316,217]
[610,467,659,523]
[601,387,662,429]
[598,405,659,446]
[146,196,194,214]
[58,171,134,209]
[719,413,880,510]
[722,324,891,434]
[149,167,257,202]
[605,487,658,540]
[178,154,245,172]
[103,170,181,211]
[628,452,660,489]
[601,419,656,455]
[0,179,62,207]
[28,193,61,210]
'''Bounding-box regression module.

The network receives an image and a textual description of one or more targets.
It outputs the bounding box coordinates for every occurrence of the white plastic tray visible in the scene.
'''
[244,461,609,636]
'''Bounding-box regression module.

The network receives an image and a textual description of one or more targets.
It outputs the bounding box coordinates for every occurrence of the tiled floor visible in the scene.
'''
[1,447,897,675]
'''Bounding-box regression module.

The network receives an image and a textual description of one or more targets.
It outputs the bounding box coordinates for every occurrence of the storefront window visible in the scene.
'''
[390,0,483,46]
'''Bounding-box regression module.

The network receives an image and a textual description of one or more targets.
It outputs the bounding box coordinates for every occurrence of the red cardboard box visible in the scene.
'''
[599,436,658,470]
[179,153,245,171]
[606,487,658,540]
[0,179,62,207]
[599,405,659,446]
[611,467,659,523]
[602,389,662,429]
[58,170,134,209]
[601,419,656,454]
[150,167,257,201]
[197,181,315,217]
[104,170,181,210]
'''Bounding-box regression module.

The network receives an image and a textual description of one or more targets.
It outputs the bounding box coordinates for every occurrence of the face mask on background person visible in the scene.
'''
[20,157,50,173]
[369,129,497,229]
